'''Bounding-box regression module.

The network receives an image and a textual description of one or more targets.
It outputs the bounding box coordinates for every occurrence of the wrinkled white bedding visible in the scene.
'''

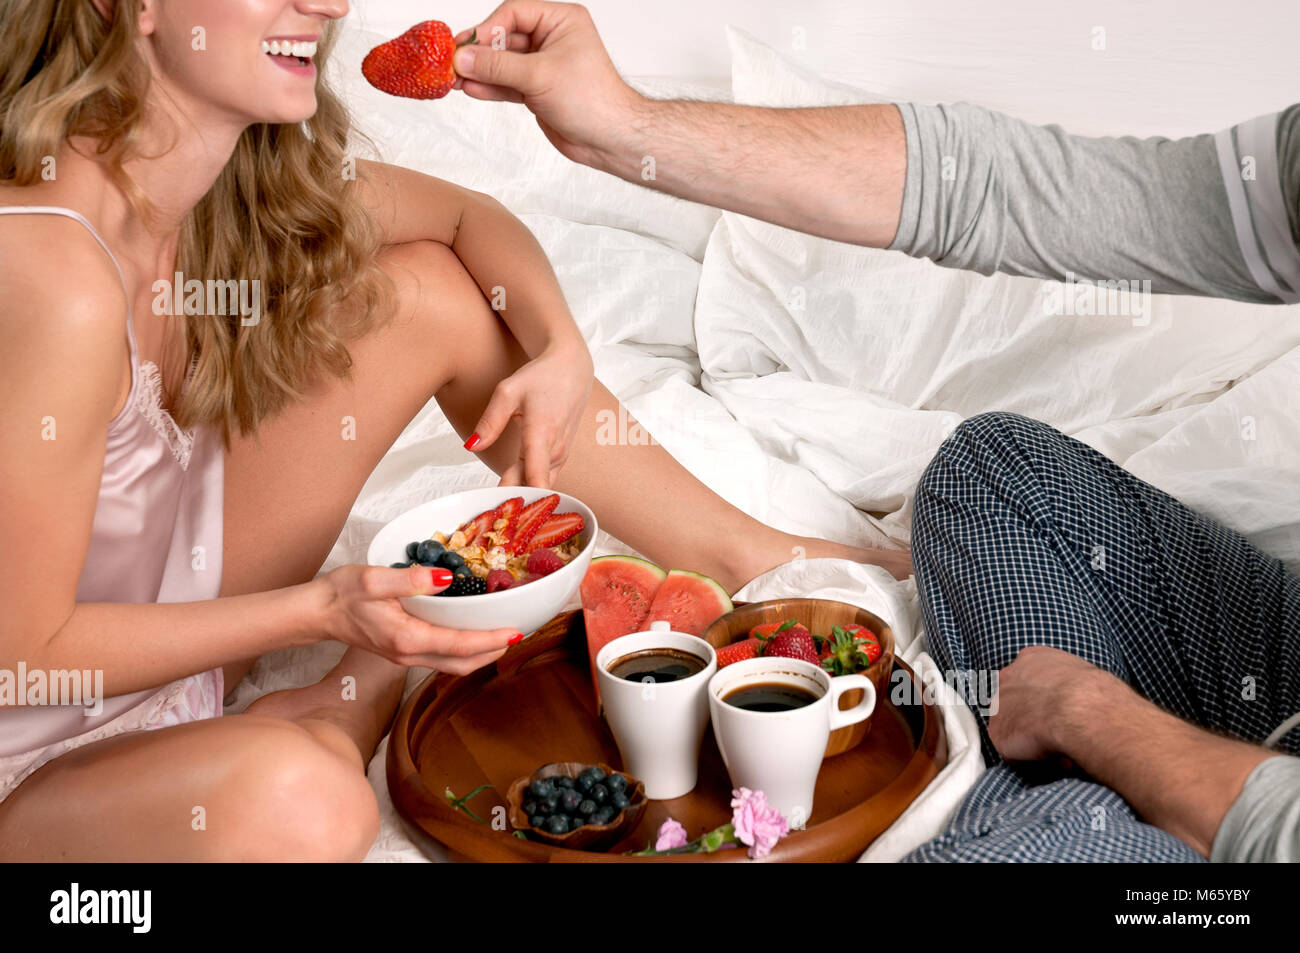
[224,21,1300,863]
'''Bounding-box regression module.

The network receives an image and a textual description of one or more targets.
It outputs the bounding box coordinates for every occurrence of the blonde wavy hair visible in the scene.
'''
[0,0,393,450]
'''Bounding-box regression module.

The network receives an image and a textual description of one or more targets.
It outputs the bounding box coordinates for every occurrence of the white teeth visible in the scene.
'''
[262,39,317,58]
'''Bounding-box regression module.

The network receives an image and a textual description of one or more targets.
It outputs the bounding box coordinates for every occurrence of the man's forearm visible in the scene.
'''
[1055,670,1275,857]
[590,97,906,247]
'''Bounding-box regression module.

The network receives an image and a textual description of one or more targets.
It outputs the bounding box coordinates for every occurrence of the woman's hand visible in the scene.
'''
[320,564,523,674]
[467,338,594,488]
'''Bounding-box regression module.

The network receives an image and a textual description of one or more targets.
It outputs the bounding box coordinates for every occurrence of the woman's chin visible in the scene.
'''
[256,101,319,126]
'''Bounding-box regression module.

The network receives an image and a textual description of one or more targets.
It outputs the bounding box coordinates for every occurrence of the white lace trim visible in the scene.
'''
[135,359,195,470]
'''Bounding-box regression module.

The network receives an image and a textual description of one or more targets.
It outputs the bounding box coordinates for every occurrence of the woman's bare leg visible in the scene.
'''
[399,241,912,592]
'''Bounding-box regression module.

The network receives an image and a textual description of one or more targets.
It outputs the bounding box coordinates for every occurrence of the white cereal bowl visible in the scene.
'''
[365,486,598,637]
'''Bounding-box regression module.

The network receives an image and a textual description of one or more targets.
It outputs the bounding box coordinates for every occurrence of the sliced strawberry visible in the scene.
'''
[716,637,761,668]
[455,505,499,544]
[507,494,560,555]
[524,512,584,552]
[471,496,523,547]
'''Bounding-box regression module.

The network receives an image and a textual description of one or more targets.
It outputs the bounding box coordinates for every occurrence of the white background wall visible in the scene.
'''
[350,0,1299,136]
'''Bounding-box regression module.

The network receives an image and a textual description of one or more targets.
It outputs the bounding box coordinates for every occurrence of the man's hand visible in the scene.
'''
[452,1,641,167]
[986,644,1117,762]
[987,644,1275,857]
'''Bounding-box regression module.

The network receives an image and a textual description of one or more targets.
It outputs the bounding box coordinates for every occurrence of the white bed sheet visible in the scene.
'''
[223,17,1300,864]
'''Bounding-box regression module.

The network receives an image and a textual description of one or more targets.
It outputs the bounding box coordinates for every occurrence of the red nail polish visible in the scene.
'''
[431,567,453,586]
[464,433,482,451]
[507,632,524,646]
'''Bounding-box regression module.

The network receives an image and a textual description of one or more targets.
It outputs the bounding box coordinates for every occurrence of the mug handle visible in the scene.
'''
[828,674,876,731]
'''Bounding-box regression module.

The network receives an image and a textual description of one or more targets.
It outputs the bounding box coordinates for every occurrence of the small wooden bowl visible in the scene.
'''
[506,762,648,850]
[702,598,896,758]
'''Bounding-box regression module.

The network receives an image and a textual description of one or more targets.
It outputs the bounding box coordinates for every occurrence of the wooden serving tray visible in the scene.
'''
[387,608,948,862]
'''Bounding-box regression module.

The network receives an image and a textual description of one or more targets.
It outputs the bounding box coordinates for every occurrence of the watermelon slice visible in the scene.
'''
[642,568,733,638]
[580,555,668,708]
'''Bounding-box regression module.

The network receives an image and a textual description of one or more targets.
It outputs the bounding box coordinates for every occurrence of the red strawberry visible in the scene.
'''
[748,621,788,640]
[525,548,565,577]
[716,638,761,668]
[485,569,515,593]
[525,512,584,551]
[820,624,882,675]
[763,627,820,665]
[841,623,883,665]
[507,494,560,555]
[361,21,475,100]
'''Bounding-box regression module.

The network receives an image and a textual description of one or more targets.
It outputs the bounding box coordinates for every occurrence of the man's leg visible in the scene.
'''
[915,410,1300,761]
[903,410,1300,861]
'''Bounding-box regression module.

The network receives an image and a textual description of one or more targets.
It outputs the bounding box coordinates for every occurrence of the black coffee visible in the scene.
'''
[608,648,706,683]
[723,681,819,712]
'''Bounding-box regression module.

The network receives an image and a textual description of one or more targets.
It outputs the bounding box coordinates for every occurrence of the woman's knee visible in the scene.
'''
[377,239,478,326]
[213,715,379,862]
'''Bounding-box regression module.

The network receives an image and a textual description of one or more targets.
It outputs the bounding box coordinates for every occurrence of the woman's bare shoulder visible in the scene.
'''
[0,209,129,428]
[0,208,127,324]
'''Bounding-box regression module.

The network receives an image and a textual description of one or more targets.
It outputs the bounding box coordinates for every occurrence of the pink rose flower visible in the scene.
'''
[730,787,789,859]
[655,818,688,851]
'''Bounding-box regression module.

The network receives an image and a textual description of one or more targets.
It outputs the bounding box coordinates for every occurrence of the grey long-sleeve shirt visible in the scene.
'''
[889,101,1300,862]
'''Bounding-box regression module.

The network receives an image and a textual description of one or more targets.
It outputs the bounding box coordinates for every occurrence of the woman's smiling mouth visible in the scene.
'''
[262,37,318,73]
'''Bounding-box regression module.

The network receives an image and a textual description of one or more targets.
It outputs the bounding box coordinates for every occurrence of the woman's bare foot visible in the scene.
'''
[243,647,408,769]
[724,533,913,595]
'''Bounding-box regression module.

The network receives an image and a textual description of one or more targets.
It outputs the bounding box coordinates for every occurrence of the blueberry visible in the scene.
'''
[569,814,587,829]
[554,776,576,790]
[611,792,630,810]
[438,550,466,571]
[540,796,559,815]
[607,774,627,794]
[389,561,411,569]
[527,779,555,800]
[559,789,583,814]
[405,541,420,561]
[546,815,570,835]
[576,774,595,794]
[592,806,616,825]
[416,539,445,565]
[577,798,597,817]
[530,814,546,828]
[522,799,537,816]
[590,783,609,804]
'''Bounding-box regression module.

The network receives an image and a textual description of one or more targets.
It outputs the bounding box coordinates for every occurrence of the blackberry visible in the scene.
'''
[441,573,487,597]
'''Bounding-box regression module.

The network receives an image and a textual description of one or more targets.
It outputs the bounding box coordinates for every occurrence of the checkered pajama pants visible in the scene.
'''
[900,412,1300,862]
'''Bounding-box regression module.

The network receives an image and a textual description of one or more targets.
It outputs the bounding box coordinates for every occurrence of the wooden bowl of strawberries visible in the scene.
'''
[702,598,895,758]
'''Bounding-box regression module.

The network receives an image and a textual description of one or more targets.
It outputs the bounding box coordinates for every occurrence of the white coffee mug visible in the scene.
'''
[707,657,875,828]
[595,621,717,800]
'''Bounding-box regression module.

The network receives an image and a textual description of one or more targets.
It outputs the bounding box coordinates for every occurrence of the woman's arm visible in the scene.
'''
[0,230,513,700]
[356,159,593,486]
[357,159,588,358]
